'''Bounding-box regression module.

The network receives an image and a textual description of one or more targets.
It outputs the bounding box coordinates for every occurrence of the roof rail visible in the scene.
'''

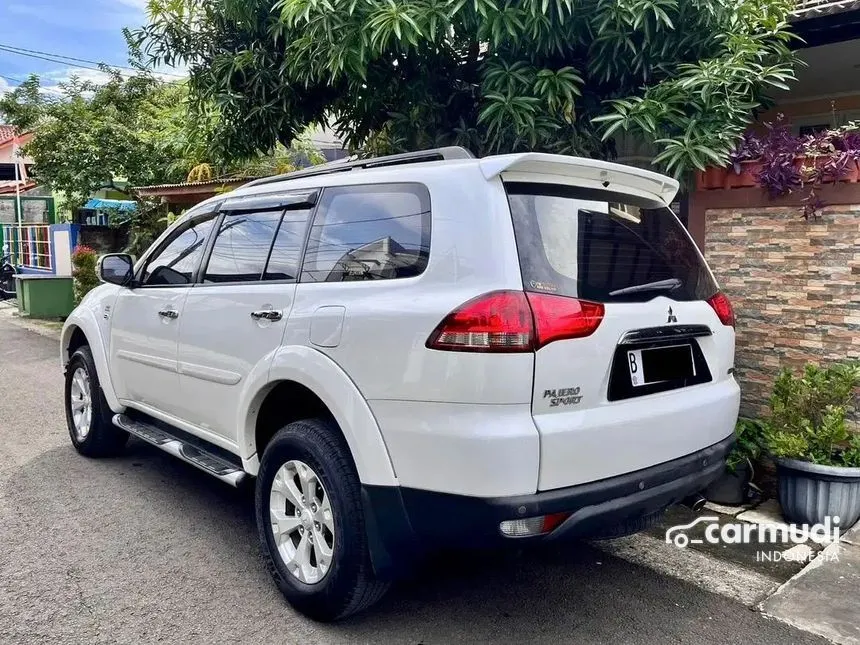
[244,146,475,188]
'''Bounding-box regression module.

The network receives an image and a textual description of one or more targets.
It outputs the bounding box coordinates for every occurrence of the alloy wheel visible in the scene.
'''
[69,367,92,442]
[269,459,336,584]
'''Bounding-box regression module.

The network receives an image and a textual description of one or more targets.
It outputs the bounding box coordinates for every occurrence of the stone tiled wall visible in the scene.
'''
[704,205,860,418]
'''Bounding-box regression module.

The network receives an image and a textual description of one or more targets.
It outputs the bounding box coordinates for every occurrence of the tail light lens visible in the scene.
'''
[426,290,604,353]
[526,292,604,348]
[707,292,735,327]
[425,291,533,352]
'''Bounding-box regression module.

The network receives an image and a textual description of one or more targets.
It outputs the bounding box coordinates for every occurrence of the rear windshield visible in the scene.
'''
[506,182,718,303]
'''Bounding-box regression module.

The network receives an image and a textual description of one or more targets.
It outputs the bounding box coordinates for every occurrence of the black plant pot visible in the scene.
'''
[777,458,860,528]
[704,461,752,505]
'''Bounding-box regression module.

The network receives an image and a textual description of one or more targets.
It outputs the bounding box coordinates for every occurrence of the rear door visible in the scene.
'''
[174,191,315,445]
[506,183,738,491]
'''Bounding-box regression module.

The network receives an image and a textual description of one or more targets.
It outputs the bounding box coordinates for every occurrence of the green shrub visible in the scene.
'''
[727,418,765,471]
[762,362,860,467]
[71,245,99,303]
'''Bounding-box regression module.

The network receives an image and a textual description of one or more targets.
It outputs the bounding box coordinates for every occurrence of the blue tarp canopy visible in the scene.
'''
[83,198,137,212]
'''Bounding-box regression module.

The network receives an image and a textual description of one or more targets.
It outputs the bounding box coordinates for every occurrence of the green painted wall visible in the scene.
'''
[16,276,74,319]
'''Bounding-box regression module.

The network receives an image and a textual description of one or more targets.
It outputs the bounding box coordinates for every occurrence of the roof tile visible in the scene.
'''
[0,125,18,145]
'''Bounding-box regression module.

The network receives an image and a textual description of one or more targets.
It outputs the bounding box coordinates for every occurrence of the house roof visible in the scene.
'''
[0,126,19,146]
[793,0,860,17]
[131,176,258,192]
[0,180,37,194]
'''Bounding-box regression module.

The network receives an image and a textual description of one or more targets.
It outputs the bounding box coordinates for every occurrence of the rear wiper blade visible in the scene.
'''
[609,278,682,297]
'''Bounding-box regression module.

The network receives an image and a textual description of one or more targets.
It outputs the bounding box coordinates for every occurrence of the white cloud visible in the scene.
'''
[42,67,116,86]
[35,66,187,94]
[0,77,14,96]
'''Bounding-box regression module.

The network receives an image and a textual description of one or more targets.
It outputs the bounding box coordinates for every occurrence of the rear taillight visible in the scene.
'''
[425,290,604,353]
[526,292,604,347]
[425,291,533,352]
[707,292,735,327]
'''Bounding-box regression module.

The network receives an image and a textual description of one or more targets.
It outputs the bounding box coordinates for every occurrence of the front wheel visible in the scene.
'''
[64,346,128,457]
[255,418,389,621]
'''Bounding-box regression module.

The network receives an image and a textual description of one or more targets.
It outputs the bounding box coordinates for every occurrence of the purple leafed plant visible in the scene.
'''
[728,131,765,174]
[726,117,860,218]
[756,119,801,198]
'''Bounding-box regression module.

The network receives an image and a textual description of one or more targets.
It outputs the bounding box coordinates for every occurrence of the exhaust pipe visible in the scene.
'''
[681,494,707,513]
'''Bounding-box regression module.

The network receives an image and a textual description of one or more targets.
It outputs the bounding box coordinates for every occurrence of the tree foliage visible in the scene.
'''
[0,72,204,208]
[0,69,326,214]
[132,0,798,176]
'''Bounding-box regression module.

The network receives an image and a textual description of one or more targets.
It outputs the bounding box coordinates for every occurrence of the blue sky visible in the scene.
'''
[0,0,149,93]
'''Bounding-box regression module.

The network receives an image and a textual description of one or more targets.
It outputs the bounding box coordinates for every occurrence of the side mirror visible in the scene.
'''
[97,253,134,286]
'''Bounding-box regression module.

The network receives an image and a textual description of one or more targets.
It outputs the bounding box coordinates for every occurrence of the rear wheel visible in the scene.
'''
[256,418,389,621]
[64,346,128,457]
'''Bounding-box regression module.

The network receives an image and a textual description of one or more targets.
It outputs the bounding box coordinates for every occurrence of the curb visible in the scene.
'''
[758,539,859,645]
[757,540,846,644]
[0,302,63,340]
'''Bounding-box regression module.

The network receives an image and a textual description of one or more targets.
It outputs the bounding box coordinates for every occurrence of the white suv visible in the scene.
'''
[61,148,740,620]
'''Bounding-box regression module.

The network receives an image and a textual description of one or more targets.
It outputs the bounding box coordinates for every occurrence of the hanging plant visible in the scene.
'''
[700,118,860,218]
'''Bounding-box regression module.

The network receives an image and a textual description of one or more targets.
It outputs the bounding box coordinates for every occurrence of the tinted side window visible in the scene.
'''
[301,184,430,283]
[142,215,217,286]
[203,211,282,283]
[264,208,312,281]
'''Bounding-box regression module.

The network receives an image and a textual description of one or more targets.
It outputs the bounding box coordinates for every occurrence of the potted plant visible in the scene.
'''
[704,418,763,505]
[725,132,764,189]
[695,165,729,190]
[762,362,860,527]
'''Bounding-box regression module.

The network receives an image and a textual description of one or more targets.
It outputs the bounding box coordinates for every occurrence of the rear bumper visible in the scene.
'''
[362,433,733,577]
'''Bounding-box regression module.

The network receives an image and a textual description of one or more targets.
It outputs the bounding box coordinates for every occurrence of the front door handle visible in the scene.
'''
[158,309,179,319]
[250,309,283,322]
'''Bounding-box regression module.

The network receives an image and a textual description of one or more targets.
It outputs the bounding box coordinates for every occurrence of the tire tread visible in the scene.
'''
[257,417,388,620]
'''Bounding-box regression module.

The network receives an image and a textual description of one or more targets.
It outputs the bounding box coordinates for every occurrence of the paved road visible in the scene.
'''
[0,314,825,644]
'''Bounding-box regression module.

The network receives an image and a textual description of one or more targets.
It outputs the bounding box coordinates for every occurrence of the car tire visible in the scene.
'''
[64,346,128,457]
[255,418,389,621]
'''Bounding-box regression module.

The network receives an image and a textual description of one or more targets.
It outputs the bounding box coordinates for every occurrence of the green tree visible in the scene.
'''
[0,72,207,209]
[132,0,798,176]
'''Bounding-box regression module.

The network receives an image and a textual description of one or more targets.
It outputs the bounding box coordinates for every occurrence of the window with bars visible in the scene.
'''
[1,224,52,270]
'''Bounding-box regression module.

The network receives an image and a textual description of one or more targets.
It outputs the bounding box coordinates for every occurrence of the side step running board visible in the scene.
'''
[113,414,247,487]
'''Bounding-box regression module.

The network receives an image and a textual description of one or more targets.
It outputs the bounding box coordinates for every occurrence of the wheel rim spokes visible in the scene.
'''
[69,367,92,441]
[269,459,335,584]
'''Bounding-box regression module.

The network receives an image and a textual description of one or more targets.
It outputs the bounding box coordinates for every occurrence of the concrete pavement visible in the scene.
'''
[0,311,828,644]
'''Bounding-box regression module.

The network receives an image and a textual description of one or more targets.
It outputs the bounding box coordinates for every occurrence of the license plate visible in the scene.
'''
[627,344,696,387]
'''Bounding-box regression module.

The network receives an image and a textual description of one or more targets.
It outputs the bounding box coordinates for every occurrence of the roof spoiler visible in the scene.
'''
[480,153,679,206]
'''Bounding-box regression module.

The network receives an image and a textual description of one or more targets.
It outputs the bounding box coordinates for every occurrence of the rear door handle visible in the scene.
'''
[250,309,283,321]
[158,309,179,319]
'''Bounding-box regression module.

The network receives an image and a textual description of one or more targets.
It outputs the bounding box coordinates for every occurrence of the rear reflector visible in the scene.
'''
[426,290,604,353]
[707,292,735,327]
[499,512,571,537]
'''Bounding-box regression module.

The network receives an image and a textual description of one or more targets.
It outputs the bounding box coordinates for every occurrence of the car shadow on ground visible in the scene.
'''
[1,438,819,644]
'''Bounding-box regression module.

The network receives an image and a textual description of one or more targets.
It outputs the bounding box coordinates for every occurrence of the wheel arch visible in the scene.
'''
[239,346,397,487]
[61,312,123,412]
